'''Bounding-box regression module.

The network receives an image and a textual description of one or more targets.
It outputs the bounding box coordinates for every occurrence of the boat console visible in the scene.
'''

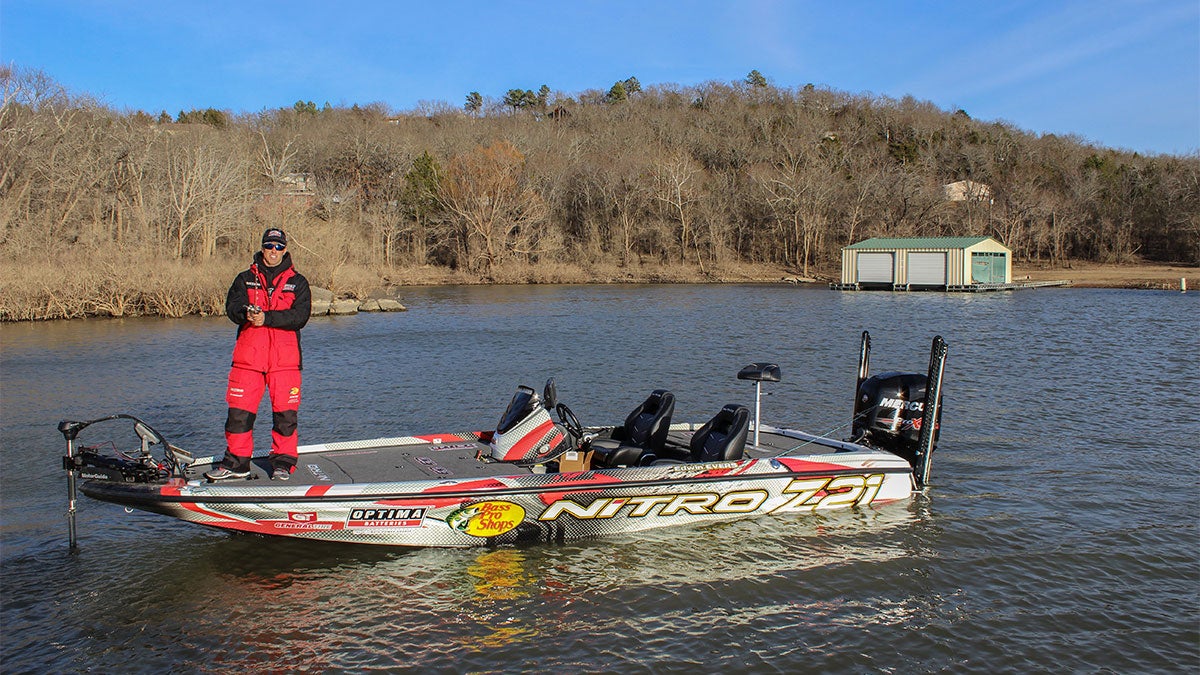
[487,386,568,463]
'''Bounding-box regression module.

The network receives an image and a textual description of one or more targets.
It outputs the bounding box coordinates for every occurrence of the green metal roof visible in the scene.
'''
[844,236,993,250]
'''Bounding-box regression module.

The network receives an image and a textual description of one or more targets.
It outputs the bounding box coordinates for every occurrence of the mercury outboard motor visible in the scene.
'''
[853,371,934,461]
[850,332,947,487]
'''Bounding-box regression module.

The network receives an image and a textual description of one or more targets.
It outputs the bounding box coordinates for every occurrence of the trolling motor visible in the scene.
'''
[58,414,191,549]
[850,332,948,488]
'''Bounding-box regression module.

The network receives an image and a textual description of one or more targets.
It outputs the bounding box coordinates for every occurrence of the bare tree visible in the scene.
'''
[754,146,839,277]
[256,130,299,188]
[652,151,703,268]
[4,68,1200,320]
[438,140,546,274]
[163,135,249,258]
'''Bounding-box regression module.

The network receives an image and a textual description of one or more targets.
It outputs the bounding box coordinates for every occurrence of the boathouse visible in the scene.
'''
[836,236,1011,290]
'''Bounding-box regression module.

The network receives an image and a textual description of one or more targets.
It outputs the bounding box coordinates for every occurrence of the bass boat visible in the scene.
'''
[59,332,947,549]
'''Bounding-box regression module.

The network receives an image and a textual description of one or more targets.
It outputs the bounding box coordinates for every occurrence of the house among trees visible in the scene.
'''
[836,236,1012,290]
[277,172,314,195]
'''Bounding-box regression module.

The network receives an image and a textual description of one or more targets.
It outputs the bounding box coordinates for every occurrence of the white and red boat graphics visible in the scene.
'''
[59,333,947,549]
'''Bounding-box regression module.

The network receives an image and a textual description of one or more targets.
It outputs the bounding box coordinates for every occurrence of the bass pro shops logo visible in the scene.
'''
[445,501,525,537]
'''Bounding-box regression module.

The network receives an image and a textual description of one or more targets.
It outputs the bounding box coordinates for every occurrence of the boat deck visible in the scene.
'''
[184,427,842,487]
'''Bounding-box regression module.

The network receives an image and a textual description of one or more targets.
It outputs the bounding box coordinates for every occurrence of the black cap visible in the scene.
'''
[262,228,287,246]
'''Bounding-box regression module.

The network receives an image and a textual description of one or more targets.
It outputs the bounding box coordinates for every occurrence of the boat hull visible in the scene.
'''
[81,450,914,547]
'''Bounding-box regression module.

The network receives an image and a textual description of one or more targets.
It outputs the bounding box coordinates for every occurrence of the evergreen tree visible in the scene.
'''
[201,108,228,127]
[503,89,526,112]
[465,91,483,115]
[607,81,628,104]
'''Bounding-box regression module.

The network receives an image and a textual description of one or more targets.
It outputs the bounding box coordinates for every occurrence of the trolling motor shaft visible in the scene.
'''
[58,421,82,550]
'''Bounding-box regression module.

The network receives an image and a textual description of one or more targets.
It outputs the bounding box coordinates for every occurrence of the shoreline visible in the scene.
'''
[381,260,1198,291]
[1014,262,1197,290]
[0,261,1194,323]
[373,260,1200,289]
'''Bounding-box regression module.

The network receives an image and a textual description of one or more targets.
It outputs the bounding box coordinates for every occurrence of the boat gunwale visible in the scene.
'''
[80,460,914,506]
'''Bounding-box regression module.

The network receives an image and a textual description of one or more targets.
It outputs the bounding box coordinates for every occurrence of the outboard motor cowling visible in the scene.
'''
[852,372,938,466]
[849,333,947,488]
[489,386,566,463]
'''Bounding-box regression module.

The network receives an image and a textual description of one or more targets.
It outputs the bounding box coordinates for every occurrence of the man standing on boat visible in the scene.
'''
[206,228,312,481]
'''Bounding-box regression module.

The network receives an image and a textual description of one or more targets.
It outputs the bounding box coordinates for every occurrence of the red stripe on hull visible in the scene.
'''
[775,457,859,473]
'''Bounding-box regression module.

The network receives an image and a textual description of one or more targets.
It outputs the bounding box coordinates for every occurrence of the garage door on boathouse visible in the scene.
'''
[839,236,1011,290]
[855,252,894,284]
[971,251,1006,283]
[907,252,947,286]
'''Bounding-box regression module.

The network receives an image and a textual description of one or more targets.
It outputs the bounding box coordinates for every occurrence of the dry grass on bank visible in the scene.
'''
[0,256,241,321]
[1016,261,1198,290]
[0,254,805,322]
[383,260,809,286]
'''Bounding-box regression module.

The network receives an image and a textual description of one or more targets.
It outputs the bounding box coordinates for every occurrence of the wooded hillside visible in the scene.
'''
[2,65,1197,320]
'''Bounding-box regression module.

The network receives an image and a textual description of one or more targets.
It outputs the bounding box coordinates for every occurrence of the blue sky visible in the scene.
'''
[2,0,1197,155]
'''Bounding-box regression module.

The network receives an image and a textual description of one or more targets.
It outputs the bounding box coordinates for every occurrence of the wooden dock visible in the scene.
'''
[830,280,1072,292]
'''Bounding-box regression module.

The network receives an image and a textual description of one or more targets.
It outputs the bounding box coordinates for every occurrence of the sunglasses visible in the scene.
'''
[262,243,286,251]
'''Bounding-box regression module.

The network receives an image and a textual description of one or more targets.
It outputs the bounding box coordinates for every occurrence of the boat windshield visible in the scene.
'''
[496,386,538,434]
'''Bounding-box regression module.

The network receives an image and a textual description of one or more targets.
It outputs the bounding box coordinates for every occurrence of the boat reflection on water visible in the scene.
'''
[465,549,533,602]
[30,483,939,670]
[439,498,935,651]
[455,549,541,649]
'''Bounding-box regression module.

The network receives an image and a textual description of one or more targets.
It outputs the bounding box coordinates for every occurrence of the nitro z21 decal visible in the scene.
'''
[771,474,885,512]
[539,490,770,521]
[537,474,887,522]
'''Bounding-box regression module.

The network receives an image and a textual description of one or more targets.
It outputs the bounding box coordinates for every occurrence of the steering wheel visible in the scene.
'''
[555,402,583,441]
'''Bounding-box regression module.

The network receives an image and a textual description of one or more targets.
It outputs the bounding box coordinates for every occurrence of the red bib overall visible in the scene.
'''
[224,262,306,469]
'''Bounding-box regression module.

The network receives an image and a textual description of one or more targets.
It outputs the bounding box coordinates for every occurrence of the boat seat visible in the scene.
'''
[591,390,675,468]
[655,404,750,464]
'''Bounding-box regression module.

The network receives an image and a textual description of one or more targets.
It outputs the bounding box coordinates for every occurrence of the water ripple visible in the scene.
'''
[3,287,1198,673]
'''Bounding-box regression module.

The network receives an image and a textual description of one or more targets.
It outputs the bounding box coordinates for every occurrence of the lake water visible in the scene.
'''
[1,284,1197,673]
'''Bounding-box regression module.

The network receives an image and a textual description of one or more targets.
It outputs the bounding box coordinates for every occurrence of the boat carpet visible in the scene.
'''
[235,441,509,486]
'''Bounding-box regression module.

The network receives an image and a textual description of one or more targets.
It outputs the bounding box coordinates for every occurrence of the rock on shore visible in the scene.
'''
[310,287,407,316]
